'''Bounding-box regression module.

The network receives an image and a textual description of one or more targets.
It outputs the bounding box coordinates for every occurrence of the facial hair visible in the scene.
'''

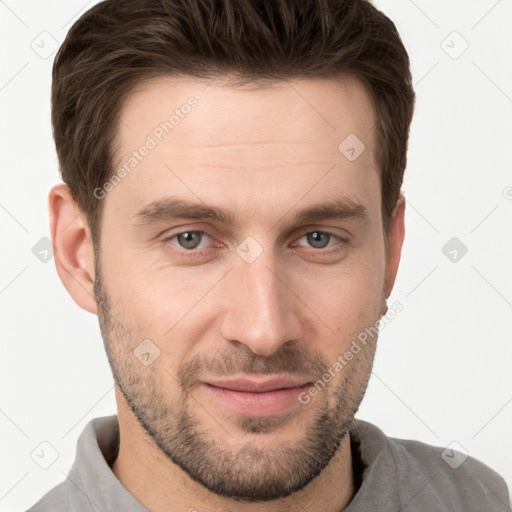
[93,256,382,502]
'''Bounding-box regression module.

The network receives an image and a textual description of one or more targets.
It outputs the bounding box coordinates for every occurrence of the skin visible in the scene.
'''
[49,74,405,512]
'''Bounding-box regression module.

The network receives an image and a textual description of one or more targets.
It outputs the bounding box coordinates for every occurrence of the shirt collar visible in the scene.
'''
[64,415,398,512]
[65,415,148,512]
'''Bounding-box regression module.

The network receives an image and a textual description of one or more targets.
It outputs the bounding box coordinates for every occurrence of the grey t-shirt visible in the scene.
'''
[26,415,511,511]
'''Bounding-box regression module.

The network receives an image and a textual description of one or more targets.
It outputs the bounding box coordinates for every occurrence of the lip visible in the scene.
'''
[200,375,313,417]
[202,375,312,392]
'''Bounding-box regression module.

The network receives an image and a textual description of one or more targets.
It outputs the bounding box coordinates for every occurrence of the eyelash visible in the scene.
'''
[161,229,349,257]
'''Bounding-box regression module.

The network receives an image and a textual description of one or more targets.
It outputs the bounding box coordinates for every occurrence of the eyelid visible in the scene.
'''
[293,224,351,241]
[162,227,349,256]
[293,230,348,249]
[163,230,217,250]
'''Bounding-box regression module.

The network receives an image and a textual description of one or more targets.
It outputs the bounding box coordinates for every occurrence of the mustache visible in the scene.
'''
[177,343,330,393]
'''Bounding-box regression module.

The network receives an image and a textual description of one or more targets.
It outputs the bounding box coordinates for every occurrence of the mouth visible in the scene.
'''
[200,375,313,417]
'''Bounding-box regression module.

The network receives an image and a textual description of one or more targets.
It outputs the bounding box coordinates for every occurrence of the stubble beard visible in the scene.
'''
[93,258,379,502]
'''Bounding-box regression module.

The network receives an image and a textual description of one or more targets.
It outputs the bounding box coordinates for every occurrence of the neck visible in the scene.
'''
[111,393,355,512]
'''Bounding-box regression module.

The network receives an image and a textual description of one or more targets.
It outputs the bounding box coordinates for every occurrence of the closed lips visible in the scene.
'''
[203,377,312,393]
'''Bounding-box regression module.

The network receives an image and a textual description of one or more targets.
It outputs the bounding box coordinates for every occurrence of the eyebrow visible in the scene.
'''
[132,195,368,228]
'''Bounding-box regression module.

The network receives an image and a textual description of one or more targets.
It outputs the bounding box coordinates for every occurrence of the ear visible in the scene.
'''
[383,194,406,298]
[49,183,98,315]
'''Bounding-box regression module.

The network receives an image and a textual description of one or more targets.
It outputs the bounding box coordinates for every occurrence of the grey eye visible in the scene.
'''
[306,232,331,249]
[176,231,203,249]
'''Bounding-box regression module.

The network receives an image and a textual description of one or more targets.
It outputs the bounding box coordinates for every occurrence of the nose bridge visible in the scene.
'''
[220,246,302,356]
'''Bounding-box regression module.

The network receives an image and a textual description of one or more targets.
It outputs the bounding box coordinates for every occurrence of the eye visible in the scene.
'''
[161,229,347,259]
[166,231,213,250]
[295,231,343,249]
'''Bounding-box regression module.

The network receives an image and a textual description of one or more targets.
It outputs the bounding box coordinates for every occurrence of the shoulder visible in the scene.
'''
[25,481,69,512]
[390,432,510,512]
[352,419,510,510]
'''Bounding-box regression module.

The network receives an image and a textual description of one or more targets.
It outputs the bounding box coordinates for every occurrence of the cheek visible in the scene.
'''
[106,254,201,323]
[290,259,385,348]
[104,263,223,366]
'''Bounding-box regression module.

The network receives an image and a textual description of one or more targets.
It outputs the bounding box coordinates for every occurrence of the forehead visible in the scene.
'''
[106,74,380,230]
[117,74,376,148]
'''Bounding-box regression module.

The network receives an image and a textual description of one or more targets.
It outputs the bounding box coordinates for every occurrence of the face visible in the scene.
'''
[93,75,390,501]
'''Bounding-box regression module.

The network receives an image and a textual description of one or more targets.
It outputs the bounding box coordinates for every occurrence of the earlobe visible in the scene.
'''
[49,184,98,315]
[383,194,406,299]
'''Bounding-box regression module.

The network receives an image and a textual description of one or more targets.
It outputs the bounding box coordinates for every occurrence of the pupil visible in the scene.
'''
[308,232,329,248]
[178,232,200,249]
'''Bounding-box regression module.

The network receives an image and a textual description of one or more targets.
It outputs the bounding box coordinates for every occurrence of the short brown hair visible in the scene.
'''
[52,0,415,247]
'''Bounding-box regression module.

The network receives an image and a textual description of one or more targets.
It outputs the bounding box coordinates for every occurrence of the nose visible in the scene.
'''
[219,250,303,357]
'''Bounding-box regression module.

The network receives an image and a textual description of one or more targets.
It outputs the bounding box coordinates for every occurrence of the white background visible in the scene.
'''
[1,1,511,510]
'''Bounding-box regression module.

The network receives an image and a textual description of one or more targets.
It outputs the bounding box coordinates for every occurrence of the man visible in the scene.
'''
[29,0,510,510]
